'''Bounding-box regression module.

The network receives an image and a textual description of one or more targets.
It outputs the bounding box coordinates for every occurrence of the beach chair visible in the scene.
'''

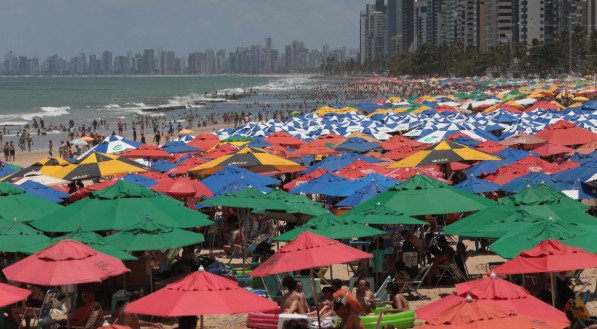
[262,275,284,303]
[400,263,432,300]
[70,304,101,329]
[435,258,467,286]
[18,288,59,329]
[374,275,393,302]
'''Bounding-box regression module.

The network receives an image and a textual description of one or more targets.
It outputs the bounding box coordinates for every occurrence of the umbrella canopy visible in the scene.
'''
[490,219,597,258]
[286,144,339,158]
[334,137,380,153]
[83,135,141,155]
[349,175,495,216]
[334,160,387,179]
[201,188,282,210]
[493,240,597,274]
[60,152,150,181]
[416,274,569,325]
[105,219,205,251]
[121,144,174,160]
[534,120,597,146]
[125,267,278,316]
[289,172,350,195]
[283,168,327,190]
[455,176,501,193]
[475,141,506,154]
[21,228,136,260]
[2,157,74,181]
[167,157,207,175]
[336,180,390,207]
[161,141,201,154]
[14,173,69,186]
[381,135,425,150]
[17,181,70,203]
[265,132,305,147]
[499,132,546,146]
[31,181,213,232]
[200,165,280,192]
[250,231,372,276]
[418,297,566,329]
[272,212,385,241]
[0,219,51,252]
[151,177,213,200]
[190,147,305,175]
[391,140,500,168]
[0,283,32,308]
[499,172,567,193]
[531,143,575,157]
[187,133,220,151]
[0,182,62,222]
[2,239,129,286]
[342,203,427,225]
[121,174,158,188]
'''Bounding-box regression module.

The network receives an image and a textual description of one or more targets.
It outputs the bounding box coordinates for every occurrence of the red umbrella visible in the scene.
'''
[383,144,424,161]
[334,160,387,179]
[283,169,327,190]
[0,282,31,307]
[265,132,305,147]
[525,101,564,112]
[485,156,556,185]
[2,239,129,286]
[167,157,207,175]
[203,144,238,159]
[573,140,597,155]
[493,240,597,275]
[286,145,339,158]
[418,297,566,329]
[67,179,118,202]
[534,120,597,146]
[531,143,574,157]
[187,133,220,151]
[307,134,347,147]
[381,166,449,183]
[553,160,579,173]
[125,267,278,328]
[380,135,424,151]
[151,177,213,200]
[416,273,569,325]
[250,231,372,277]
[475,141,505,154]
[499,132,546,146]
[449,162,470,171]
[138,171,170,181]
[121,144,173,160]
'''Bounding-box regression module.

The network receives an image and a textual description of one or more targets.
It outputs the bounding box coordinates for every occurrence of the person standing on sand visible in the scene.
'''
[27,135,33,152]
[3,142,9,161]
[132,127,137,141]
[49,140,53,157]
[140,133,146,144]
[153,131,161,146]
[9,141,15,161]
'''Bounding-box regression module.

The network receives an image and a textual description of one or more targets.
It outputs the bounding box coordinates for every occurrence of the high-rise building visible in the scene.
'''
[101,50,112,74]
[143,49,155,74]
[586,0,597,33]
[216,49,226,73]
[388,0,415,54]
[519,0,558,45]
[480,0,514,50]
[161,51,175,74]
[265,37,272,49]
[205,49,216,74]
[360,3,388,63]
[88,55,98,74]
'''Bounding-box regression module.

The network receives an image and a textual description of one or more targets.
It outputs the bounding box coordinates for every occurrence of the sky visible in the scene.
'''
[0,0,364,58]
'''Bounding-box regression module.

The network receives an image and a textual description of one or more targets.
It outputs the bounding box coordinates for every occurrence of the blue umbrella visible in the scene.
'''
[562,179,597,200]
[290,172,350,196]
[303,153,382,174]
[354,174,400,188]
[121,174,157,188]
[150,160,177,173]
[499,172,567,193]
[17,181,69,204]
[334,138,380,153]
[466,148,535,177]
[553,160,597,185]
[455,176,501,193]
[161,141,201,154]
[451,137,480,147]
[201,165,280,192]
[210,178,273,196]
[86,135,141,154]
[336,180,390,207]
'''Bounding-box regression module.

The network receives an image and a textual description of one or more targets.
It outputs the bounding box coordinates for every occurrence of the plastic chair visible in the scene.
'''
[19,288,59,329]
[400,263,432,299]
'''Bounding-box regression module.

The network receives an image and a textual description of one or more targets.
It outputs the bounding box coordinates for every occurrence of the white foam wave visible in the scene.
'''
[17,106,71,121]
[104,104,121,109]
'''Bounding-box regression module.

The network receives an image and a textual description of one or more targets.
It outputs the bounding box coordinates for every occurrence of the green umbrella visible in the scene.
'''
[342,203,428,226]
[349,175,495,216]
[201,188,282,210]
[31,181,212,232]
[0,219,51,252]
[253,189,327,223]
[0,182,62,222]
[273,212,385,242]
[104,218,205,251]
[490,218,597,258]
[20,228,136,260]
[498,184,588,212]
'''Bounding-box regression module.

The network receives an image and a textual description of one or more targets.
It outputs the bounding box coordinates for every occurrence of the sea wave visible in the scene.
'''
[12,106,72,121]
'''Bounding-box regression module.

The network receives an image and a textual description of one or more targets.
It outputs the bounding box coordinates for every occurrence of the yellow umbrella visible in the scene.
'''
[389,140,501,168]
[57,152,148,180]
[189,147,305,175]
[177,129,193,136]
[572,96,589,102]
[1,157,75,181]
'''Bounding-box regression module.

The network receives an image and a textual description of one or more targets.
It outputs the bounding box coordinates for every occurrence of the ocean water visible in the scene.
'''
[0,75,306,126]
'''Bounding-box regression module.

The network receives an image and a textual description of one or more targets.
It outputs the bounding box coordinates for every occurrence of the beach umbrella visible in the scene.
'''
[82,135,141,156]
[121,144,174,160]
[17,181,69,203]
[272,212,385,241]
[0,182,62,222]
[531,143,574,157]
[334,160,387,179]
[251,231,372,276]
[105,218,205,251]
[31,180,213,232]
[499,132,546,146]
[454,176,501,193]
[124,267,279,328]
[499,172,567,193]
[418,297,566,329]
[334,137,380,153]
[167,157,207,175]
[308,134,347,147]
[66,179,118,202]
[21,228,136,260]
[286,144,339,158]
[203,144,239,159]
[161,141,201,154]
[265,131,305,147]
[303,153,382,174]
[0,282,31,308]
[187,133,220,151]
[384,144,425,160]
[60,152,150,181]
[283,168,327,190]
[121,173,157,188]
[489,219,597,259]
[474,141,505,154]
[349,175,495,216]
[342,203,427,225]
[0,219,52,253]
[390,140,501,168]
[208,177,272,196]
[200,165,280,191]
[336,180,390,207]
[190,147,305,175]
[13,173,69,186]
[380,135,425,150]
[2,239,129,286]
[151,177,213,200]
[561,179,597,200]
[2,157,74,181]
[256,189,327,220]
[534,120,597,146]
[486,156,557,185]
[416,273,569,325]
[289,172,350,195]
[201,187,281,210]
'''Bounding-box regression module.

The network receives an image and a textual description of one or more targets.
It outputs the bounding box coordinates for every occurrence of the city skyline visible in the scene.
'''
[0,0,363,58]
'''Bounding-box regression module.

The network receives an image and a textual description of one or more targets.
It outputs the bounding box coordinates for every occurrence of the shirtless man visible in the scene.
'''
[280,276,309,314]
[333,302,364,329]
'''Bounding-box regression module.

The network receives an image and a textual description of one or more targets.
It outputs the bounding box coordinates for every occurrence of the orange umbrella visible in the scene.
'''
[534,120,597,146]
[418,297,566,329]
[0,282,31,307]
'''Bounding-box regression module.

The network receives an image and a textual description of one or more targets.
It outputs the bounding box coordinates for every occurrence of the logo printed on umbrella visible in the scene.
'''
[229,161,248,165]
[431,158,449,163]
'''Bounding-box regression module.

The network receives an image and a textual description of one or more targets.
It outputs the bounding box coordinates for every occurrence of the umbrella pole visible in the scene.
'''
[200,315,204,329]
[310,268,322,329]
[550,272,556,307]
